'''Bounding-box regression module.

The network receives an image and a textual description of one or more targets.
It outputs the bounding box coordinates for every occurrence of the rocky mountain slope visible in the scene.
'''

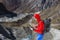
[0,0,60,40]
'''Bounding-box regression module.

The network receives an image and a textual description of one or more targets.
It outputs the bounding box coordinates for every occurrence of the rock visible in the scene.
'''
[50,28,60,40]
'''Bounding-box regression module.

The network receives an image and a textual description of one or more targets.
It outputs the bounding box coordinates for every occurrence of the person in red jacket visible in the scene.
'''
[30,12,45,40]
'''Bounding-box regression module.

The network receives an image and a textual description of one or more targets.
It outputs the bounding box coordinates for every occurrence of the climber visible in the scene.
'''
[29,12,45,40]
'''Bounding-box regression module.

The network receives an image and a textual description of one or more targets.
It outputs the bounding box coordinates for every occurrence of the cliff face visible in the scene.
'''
[0,0,60,40]
[1,0,59,13]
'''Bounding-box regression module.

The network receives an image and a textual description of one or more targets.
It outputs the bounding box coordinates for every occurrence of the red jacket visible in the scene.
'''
[33,13,44,34]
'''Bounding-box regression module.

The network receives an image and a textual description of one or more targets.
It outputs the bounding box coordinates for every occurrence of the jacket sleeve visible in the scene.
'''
[33,29,39,33]
[33,21,44,33]
[40,21,44,32]
[33,26,39,32]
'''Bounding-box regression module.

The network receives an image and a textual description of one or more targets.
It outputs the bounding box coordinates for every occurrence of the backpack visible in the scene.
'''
[44,18,51,33]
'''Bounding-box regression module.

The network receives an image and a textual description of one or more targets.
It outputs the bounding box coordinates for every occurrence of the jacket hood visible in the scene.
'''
[33,13,41,23]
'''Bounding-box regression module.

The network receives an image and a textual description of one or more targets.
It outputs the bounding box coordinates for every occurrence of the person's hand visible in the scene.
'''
[30,27,33,30]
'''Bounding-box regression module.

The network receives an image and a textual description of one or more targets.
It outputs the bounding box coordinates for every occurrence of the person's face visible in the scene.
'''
[31,17,38,27]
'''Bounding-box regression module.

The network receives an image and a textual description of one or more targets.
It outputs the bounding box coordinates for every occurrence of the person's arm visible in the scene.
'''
[30,26,38,31]
[33,27,38,32]
[30,26,39,33]
[34,21,44,33]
